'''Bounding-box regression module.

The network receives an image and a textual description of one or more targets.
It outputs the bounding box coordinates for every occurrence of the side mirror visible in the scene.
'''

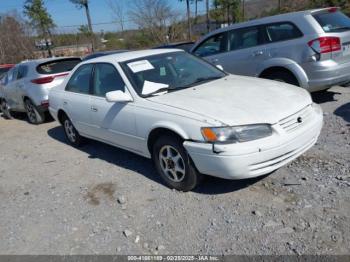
[216,65,224,71]
[106,90,133,103]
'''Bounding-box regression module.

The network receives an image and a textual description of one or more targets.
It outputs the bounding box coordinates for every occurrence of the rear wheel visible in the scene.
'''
[152,135,202,191]
[0,99,13,119]
[24,99,45,124]
[262,70,299,86]
[62,115,84,147]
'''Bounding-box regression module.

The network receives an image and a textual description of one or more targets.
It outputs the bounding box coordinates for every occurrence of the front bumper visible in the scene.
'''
[184,105,323,180]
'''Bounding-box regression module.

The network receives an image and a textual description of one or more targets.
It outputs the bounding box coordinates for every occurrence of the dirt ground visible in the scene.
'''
[0,86,349,255]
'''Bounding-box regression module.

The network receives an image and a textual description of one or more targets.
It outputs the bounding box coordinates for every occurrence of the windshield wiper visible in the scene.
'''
[185,75,223,87]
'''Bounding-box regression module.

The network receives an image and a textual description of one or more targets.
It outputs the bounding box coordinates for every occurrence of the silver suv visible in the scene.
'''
[0,57,81,124]
[191,7,350,92]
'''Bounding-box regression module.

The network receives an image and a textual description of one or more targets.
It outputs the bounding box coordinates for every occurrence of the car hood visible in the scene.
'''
[147,75,312,126]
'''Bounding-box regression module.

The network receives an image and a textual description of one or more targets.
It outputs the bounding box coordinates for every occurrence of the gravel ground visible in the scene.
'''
[0,86,349,255]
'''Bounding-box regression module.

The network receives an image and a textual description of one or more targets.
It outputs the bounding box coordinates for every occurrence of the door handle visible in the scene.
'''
[91,106,98,112]
[253,50,264,57]
[63,101,68,105]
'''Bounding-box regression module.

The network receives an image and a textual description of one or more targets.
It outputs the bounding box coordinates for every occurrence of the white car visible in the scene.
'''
[0,57,81,124]
[49,49,323,191]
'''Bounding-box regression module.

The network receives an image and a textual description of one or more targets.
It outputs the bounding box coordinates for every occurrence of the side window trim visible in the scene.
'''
[65,63,94,95]
[263,21,304,44]
[227,25,265,52]
[193,31,228,57]
[91,62,128,98]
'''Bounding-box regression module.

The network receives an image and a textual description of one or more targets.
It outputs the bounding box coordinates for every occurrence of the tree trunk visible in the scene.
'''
[194,0,198,24]
[206,0,210,33]
[242,0,245,21]
[186,0,192,40]
[84,3,94,51]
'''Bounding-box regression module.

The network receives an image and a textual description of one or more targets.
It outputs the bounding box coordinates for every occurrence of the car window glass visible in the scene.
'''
[65,64,93,94]
[265,23,302,42]
[229,27,260,51]
[194,33,227,57]
[7,68,17,83]
[93,63,125,97]
[313,11,350,32]
[17,65,28,80]
[37,58,81,75]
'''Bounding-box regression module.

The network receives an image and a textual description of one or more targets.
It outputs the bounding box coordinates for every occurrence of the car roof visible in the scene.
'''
[80,49,184,64]
[20,56,81,66]
[202,7,338,37]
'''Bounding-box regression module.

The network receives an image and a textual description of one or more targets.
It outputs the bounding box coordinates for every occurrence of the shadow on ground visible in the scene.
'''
[311,90,340,104]
[334,102,350,123]
[47,126,265,195]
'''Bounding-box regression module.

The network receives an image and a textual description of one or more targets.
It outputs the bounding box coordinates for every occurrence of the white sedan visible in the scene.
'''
[49,49,323,191]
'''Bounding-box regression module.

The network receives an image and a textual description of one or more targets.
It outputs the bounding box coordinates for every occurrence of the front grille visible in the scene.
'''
[279,105,312,133]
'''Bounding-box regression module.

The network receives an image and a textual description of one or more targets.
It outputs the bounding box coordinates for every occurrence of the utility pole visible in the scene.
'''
[242,0,245,21]
[206,0,210,33]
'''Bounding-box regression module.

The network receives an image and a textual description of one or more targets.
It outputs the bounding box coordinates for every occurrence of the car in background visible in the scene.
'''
[0,64,15,78]
[154,41,195,52]
[49,49,323,191]
[82,50,128,61]
[0,57,81,124]
[191,7,350,92]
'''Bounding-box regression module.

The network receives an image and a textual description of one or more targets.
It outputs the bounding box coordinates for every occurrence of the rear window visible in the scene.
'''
[0,67,11,76]
[37,58,81,75]
[313,11,350,33]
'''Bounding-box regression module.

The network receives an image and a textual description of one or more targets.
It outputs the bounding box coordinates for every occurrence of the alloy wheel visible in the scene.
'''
[64,119,76,143]
[158,145,186,182]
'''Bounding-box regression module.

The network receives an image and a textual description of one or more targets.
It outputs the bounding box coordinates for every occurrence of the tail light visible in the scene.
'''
[41,100,49,107]
[308,37,341,54]
[31,73,69,85]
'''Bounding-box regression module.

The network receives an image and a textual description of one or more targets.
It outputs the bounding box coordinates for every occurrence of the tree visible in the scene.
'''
[107,0,126,33]
[0,13,35,63]
[206,0,210,32]
[69,0,95,50]
[194,0,203,24]
[23,0,55,57]
[179,0,193,40]
[212,0,241,24]
[129,0,182,44]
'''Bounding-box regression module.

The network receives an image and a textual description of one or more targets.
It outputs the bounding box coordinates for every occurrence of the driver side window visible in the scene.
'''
[194,32,227,57]
[92,63,126,97]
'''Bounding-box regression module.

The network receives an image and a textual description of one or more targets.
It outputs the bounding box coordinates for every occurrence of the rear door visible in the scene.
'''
[3,67,19,109]
[89,63,137,150]
[63,63,94,136]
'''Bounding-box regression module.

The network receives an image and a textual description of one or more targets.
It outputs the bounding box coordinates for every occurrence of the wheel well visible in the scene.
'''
[57,109,68,125]
[23,96,30,102]
[147,128,184,156]
[259,66,298,83]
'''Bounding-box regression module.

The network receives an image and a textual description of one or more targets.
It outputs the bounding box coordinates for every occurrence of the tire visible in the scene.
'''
[152,135,202,191]
[262,70,299,86]
[62,114,84,147]
[0,99,13,119]
[24,99,45,124]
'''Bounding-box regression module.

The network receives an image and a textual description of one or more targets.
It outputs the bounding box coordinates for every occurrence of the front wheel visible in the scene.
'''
[152,135,202,191]
[24,99,45,124]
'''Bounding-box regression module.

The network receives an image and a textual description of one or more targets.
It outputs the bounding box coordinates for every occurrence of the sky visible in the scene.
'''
[0,0,207,33]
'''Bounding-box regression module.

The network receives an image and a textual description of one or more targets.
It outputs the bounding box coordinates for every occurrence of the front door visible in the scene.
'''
[89,63,138,151]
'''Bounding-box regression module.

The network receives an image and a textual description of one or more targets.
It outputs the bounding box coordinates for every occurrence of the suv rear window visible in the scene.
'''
[37,58,81,75]
[313,11,350,33]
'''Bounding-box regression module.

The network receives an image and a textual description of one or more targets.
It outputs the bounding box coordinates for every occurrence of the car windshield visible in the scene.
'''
[313,11,350,32]
[120,51,226,97]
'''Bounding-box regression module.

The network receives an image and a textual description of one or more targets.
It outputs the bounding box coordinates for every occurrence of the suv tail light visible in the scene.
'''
[31,73,69,85]
[308,37,341,54]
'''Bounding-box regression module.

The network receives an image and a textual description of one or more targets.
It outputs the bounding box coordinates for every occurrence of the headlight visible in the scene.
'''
[201,124,272,143]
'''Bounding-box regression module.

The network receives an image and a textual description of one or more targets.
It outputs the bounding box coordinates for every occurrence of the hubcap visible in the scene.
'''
[25,101,37,123]
[64,120,76,143]
[159,145,186,182]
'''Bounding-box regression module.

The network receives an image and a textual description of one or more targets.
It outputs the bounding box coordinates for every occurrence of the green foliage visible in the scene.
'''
[212,0,242,23]
[23,0,55,36]
[78,25,92,36]
[69,0,88,8]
